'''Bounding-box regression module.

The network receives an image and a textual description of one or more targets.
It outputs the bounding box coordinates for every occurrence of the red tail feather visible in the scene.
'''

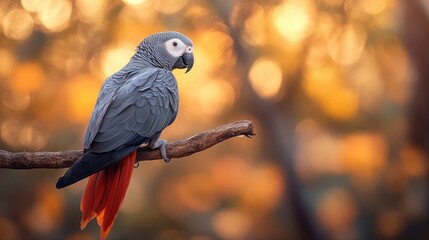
[80,151,136,240]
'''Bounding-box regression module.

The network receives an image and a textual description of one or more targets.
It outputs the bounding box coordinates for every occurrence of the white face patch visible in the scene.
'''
[165,38,193,58]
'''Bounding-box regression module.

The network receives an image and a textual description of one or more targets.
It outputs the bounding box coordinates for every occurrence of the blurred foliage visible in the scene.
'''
[0,0,428,239]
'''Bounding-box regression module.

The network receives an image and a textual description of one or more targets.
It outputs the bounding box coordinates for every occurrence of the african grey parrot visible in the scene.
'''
[56,31,194,239]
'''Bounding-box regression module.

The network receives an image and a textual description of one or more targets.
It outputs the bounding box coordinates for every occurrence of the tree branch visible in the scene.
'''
[0,120,254,169]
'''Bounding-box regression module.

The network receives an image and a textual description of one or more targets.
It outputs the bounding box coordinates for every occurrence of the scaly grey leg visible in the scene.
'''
[149,139,170,163]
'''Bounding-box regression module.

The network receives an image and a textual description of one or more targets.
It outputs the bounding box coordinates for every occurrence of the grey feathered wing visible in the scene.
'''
[56,68,179,189]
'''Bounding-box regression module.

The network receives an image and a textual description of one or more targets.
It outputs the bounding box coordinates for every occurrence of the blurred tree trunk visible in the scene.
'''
[209,2,326,239]
[402,0,429,234]
[405,0,429,153]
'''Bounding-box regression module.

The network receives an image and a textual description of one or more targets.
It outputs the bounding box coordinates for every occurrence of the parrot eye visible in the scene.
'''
[186,47,192,53]
[165,38,188,57]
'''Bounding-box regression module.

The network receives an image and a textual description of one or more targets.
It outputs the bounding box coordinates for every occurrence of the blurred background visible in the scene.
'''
[0,0,428,239]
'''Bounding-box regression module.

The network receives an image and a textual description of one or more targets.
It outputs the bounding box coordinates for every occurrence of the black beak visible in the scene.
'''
[183,52,194,73]
[172,52,194,73]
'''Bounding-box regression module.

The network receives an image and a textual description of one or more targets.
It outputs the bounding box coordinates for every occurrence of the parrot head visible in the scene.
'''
[138,31,194,73]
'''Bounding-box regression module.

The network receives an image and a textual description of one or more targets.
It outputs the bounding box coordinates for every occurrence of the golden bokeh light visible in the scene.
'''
[76,0,107,23]
[1,120,20,147]
[242,5,267,46]
[305,44,329,70]
[212,209,251,240]
[340,133,386,182]
[327,25,367,65]
[9,62,45,94]
[197,30,235,69]
[376,37,411,104]
[320,0,344,7]
[303,63,340,99]
[23,183,64,233]
[176,173,219,213]
[359,0,388,15]
[210,157,252,196]
[20,0,49,12]
[100,44,135,77]
[37,0,72,32]
[158,173,219,219]
[303,64,359,120]
[64,74,102,123]
[120,177,145,214]
[295,121,343,177]
[240,164,284,212]
[18,126,38,147]
[1,91,31,111]
[153,0,189,15]
[272,0,315,42]
[248,58,283,99]
[0,49,16,77]
[184,5,209,19]
[1,119,47,149]
[2,8,34,40]
[158,178,189,219]
[320,87,359,120]
[118,3,156,27]
[199,80,235,116]
[122,0,146,5]
[348,52,384,112]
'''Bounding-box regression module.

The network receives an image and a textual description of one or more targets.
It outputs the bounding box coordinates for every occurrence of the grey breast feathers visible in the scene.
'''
[83,68,179,153]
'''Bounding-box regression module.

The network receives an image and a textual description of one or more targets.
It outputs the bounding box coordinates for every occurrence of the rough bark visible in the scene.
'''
[0,120,254,169]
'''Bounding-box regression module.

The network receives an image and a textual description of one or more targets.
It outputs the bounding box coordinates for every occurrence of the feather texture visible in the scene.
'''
[56,31,193,240]
[80,151,136,240]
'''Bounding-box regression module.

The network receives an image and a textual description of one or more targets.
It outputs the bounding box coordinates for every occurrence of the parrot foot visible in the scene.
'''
[149,139,170,163]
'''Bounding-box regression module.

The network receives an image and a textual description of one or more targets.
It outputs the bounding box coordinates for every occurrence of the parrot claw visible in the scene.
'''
[159,140,170,163]
[149,139,170,163]
[134,162,140,168]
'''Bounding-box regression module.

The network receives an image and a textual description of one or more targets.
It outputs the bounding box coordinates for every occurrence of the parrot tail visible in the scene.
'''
[80,150,136,240]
